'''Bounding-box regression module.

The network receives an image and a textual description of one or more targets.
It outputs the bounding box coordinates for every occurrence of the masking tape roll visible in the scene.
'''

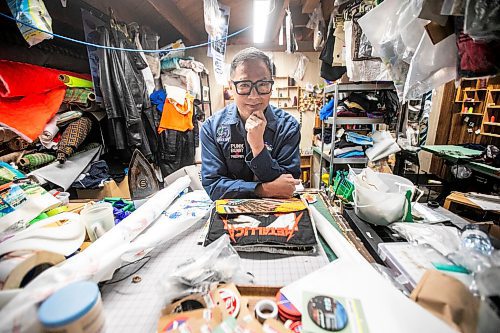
[0,250,65,290]
[255,299,278,323]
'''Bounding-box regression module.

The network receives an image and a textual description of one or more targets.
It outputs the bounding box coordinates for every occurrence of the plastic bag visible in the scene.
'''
[306,2,325,50]
[353,168,421,226]
[464,0,500,42]
[7,0,53,46]
[203,0,222,37]
[390,223,460,256]
[292,53,309,82]
[404,31,457,101]
[159,235,252,307]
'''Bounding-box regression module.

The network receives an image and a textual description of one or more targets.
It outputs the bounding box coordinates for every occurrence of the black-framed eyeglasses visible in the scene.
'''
[231,80,274,95]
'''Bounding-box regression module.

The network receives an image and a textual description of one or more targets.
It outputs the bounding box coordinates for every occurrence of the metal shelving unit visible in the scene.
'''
[316,82,395,190]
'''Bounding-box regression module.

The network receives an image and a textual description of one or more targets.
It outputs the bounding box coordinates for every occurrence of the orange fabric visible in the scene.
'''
[158,95,194,132]
[0,60,91,97]
[0,88,66,141]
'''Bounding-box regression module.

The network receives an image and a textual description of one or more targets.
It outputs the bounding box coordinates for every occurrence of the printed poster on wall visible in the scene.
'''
[207,4,230,85]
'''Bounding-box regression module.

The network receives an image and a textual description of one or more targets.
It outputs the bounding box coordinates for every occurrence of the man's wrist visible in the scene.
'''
[255,183,267,197]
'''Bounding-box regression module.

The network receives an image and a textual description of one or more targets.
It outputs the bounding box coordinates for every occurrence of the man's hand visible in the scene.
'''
[245,110,267,156]
[255,174,300,198]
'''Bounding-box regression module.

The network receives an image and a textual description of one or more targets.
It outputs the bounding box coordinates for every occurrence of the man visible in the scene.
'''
[201,47,301,201]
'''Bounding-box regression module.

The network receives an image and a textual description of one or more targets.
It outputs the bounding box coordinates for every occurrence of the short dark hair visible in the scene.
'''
[230,47,273,78]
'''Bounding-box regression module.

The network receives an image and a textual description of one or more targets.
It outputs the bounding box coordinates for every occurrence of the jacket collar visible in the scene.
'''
[222,103,278,132]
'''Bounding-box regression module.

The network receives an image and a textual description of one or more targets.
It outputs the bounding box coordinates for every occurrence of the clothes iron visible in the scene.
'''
[128,149,160,200]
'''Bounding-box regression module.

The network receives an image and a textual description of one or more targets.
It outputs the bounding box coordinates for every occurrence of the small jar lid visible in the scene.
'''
[38,281,100,328]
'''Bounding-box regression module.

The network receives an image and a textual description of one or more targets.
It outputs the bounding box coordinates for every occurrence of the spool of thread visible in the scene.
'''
[255,299,278,323]
[0,250,65,290]
[38,281,105,333]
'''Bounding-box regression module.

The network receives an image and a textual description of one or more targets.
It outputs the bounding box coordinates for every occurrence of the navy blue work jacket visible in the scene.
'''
[200,103,301,201]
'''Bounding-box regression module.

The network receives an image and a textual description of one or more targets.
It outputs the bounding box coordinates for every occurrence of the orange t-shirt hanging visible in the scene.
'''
[158,94,194,133]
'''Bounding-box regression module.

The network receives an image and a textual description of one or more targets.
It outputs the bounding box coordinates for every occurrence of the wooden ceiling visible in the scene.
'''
[1,0,334,51]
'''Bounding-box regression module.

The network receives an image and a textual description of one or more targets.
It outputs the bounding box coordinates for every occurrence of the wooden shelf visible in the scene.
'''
[481,132,500,138]
[282,106,298,109]
[277,86,299,89]
[270,97,289,99]
[486,105,500,109]
[301,164,311,168]
[326,117,385,125]
[456,100,482,103]
[459,113,483,116]
[483,122,500,126]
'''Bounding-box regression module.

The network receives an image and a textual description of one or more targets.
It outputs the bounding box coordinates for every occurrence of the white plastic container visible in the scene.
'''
[80,202,114,242]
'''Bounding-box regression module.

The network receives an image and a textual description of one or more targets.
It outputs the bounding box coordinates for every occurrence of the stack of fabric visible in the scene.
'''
[334,131,374,159]
[204,198,318,255]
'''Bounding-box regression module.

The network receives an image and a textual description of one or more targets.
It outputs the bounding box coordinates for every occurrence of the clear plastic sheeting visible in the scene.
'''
[292,53,309,82]
[390,223,461,256]
[159,235,251,307]
[358,0,429,100]
[464,0,500,42]
[404,32,457,101]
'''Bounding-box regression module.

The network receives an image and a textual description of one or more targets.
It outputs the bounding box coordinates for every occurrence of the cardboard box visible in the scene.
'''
[76,178,130,199]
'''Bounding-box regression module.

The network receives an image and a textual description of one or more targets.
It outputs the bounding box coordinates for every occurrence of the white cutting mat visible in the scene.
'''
[100,218,330,332]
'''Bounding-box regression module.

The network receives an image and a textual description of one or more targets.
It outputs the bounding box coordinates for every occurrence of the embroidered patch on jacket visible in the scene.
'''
[216,125,230,143]
[230,143,245,159]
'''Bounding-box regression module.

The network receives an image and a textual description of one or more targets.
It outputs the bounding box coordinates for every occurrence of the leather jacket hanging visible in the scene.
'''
[98,17,153,160]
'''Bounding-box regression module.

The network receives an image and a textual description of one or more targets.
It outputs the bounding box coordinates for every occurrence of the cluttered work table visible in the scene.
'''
[421,145,500,179]
[1,171,498,333]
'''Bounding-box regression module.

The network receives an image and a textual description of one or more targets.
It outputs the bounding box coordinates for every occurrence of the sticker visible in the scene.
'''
[230,143,245,159]
[218,288,240,317]
[307,296,348,332]
[162,315,189,331]
[216,125,230,143]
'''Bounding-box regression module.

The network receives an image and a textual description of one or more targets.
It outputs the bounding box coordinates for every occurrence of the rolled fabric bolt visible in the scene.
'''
[0,127,17,143]
[255,299,278,323]
[56,111,83,126]
[58,74,93,88]
[0,151,23,163]
[57,117,92,164]
[19,153,55,168]
[6,137,30,151]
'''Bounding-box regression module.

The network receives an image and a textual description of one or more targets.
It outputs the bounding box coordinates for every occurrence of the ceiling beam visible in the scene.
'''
[271,0,289,42]
[144,0,205,43]
[302,0,319,14]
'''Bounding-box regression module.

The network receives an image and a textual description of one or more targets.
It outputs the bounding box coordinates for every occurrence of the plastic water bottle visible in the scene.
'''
[461,225,493,256]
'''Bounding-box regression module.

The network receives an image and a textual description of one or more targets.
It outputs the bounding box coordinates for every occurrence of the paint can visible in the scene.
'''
[38,280,105,333]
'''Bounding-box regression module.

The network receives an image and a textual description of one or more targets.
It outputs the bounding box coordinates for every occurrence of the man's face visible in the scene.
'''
[230,59,272,119]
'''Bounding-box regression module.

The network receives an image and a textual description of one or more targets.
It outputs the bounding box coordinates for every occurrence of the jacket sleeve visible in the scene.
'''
[201,122,260,201]
[245,123,301,182]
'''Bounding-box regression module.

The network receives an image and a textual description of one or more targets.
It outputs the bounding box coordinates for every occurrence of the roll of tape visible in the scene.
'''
[255,299,278,323]
[0,250,65,290]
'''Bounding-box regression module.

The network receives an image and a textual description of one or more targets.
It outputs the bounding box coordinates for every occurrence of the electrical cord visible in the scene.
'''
[0,12,250,53]
[99,255,151,286]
